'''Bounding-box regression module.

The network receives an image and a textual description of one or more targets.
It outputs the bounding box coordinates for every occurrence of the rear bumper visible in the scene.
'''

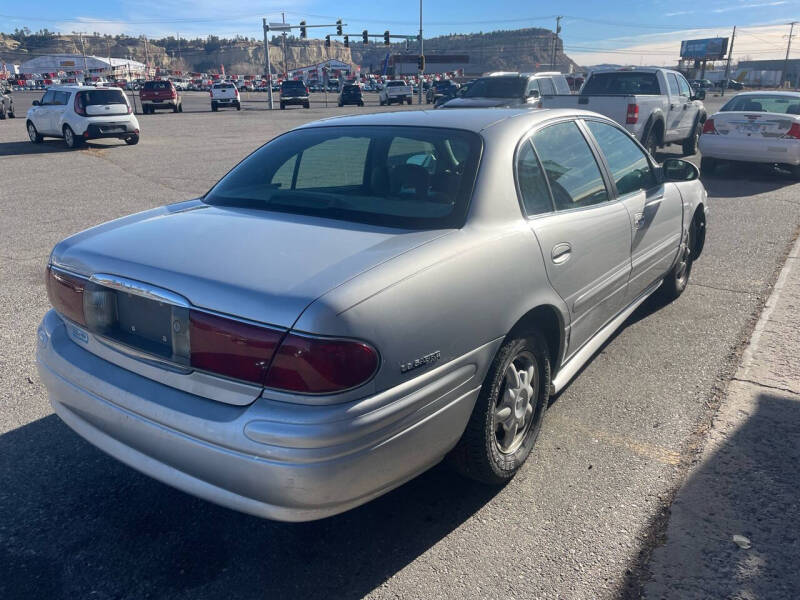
[140,99,178,108]
[280,97,309,105]
[699,135,800,165]
[85,122,138,139]
[37,310,490,521]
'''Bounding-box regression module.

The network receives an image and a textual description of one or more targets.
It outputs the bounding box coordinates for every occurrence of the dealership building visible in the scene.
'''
[18,54,146,78]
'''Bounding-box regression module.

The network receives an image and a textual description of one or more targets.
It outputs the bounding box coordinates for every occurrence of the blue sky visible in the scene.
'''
[1,0,798,65]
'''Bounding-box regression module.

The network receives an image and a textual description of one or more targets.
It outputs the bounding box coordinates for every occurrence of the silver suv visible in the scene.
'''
[442,72,571,108]
[0,85,15,119]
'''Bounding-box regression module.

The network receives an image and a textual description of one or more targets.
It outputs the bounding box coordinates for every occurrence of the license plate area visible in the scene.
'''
[84,283,191,366]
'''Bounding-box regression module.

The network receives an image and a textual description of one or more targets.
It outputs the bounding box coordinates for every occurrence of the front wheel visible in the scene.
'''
[682,122,701,156]
[658,220,695,302]
[27,121,42,143]
[450,333,550,484]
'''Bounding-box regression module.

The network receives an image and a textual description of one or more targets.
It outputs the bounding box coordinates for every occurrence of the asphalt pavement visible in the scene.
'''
[0,92,798,600]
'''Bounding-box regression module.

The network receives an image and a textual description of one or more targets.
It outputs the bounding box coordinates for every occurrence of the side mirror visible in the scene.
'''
[528,89,540,99]
[662,158,699,182]
[692,90,706,101]
[32,100,40,106]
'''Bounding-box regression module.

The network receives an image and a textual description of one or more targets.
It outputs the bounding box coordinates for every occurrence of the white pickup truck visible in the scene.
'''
[540,68,707,156]
[379,80,413,106]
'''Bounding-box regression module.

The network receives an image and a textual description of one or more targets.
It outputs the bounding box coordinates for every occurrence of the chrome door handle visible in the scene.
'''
[551,242,572,264]
[633,212,646,230]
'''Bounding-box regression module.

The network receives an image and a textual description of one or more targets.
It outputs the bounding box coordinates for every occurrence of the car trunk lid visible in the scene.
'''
[711,111,798,138]
[51,201,451,329]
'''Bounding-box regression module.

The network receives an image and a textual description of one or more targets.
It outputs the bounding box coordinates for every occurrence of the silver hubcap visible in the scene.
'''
[65,129,73,145]
[494,351,538,454]
[28,124,36,140]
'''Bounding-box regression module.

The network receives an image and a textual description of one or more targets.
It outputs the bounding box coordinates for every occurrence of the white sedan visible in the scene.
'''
[699,91,800,178]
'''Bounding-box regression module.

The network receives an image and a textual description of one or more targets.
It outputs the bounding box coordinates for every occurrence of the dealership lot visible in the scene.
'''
[1,93,799,599]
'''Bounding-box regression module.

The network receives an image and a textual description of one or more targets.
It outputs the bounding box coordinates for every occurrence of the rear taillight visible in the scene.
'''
[189,311,282,384]
[265,333,379,394]
[702,118,717,135]
[46,266,379,392]
[626,103,639,124]
[73,93,86,117]
[46,266,86,326]
[782,122,800,139]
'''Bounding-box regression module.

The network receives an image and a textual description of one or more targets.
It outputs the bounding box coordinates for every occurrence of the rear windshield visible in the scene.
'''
[581,72,660,95]
[464,77,525,99]
[214,83,235,89]
[282,81,305,89]
[204,126,483,230]
[78,89,127,106]
[343,84,360,92]
[386,81,406,87]
[721,94,800,114]
[143,81,171,90]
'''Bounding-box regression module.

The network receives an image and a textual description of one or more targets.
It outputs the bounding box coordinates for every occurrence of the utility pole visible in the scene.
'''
[143,36,150,80]
[106,37,112,79]
[781,21,797,89]
[282,12,289,77]
[177,32,181,63]
[78,32,88,82]
[262,18,274,109]
[722,25,736,97]
[551,16,562,71]
[418,0,424,104]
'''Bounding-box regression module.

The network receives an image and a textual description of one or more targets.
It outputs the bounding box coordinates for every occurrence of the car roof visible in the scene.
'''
[730,90,800,96]
[46,85,103,92]
[297,107,610,135]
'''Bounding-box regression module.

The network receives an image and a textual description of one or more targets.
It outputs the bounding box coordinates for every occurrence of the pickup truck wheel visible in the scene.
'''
[682,122,700,156]
[700,157,717,175]
[172,103,179,113]
[236,102,241,110]
[27,121,43,143]
[450,333,550,485]
[304,102,310,109]
[8,106,15,118]
[658,219,695,302]
[0,105,6,119]
[211,102,218,112]
[643,129,658,158]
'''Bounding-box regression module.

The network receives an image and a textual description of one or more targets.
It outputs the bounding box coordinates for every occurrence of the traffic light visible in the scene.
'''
[299,21,307,39]
[325,35,331,48]
[384,31,390,45]
[362,30,369,44]
[336,19,342,36]
[418,55,425,71]
[344,35,349,48]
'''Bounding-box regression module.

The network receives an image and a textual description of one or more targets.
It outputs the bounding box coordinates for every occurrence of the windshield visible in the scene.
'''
[204,125,482,230]
[721,94,800,114]
[581,72,660,95]
[464,77,525,99]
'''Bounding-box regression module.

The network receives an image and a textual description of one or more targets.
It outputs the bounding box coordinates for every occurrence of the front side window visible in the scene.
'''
[677,76,691,97]
[532,121,609,211]
[667,74,680,96]
[204,126,482,230]
[586,121,655,196]
[40,90,55,105]
[516,141,553,216]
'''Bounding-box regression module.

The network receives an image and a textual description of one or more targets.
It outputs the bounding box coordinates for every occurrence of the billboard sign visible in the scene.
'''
[680,37,729,60]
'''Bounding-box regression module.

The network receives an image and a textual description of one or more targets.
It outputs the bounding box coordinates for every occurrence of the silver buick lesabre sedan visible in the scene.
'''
[37,108,708,521]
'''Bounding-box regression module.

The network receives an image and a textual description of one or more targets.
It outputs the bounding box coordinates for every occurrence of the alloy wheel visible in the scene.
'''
[494,351,539,454]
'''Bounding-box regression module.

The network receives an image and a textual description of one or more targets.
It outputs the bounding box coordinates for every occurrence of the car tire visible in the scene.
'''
[682,121,701,156]
[450,333,550,485]
[8,105,14,118]
[211,102,218,112]
[280,103,285,110]
[173,103,179,113]
[63,125,81,149]
[700,157,717,176]
[27,121,42,143]
[643,128,659,158]
[0,105,5,120]
[125,134,139,145]
[358,101,364,107]
[304,102,310,109]
[790,164,800,181]
[658,218,695,302]
[407,98,412,105]
[178,103,183,113]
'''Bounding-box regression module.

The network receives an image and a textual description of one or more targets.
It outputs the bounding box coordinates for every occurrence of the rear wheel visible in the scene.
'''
[0,105,5,119]
[27,121,42,143]
[304,102,310,109]
[407,98,412,105]
[8,105,15,118]
[63,125,81,149]
[125,134,139,145]
[700,156,717,176]
[643,127,659,158]
[172,103,179,113]
[450,333,550,484]
[211,102,218,112]
[790,164,800,181]
[178,103,183,112]
[280,102,286,110]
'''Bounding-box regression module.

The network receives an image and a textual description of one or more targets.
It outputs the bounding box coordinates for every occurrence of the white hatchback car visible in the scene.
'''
[26,85,140,148]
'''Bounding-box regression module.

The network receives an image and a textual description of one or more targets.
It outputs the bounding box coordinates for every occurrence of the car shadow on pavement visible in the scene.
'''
[619,391,800,599]
[0,140,125,156]
[700,162,798,198]
[0,414,501,600]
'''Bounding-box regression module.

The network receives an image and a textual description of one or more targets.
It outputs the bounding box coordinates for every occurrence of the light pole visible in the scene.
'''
[418,0,424,104]
[262,19,274,109]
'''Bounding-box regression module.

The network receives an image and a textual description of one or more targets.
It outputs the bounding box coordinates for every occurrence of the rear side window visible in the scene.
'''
[582,72,660,95]
[586,121,655,196]
[553,77,571,94]
[205,125,482,230]
[53,91,71,105]
[538,78,555,95]
[532,121,609,211]
[667,74,680,96]
[516,141,553,216]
